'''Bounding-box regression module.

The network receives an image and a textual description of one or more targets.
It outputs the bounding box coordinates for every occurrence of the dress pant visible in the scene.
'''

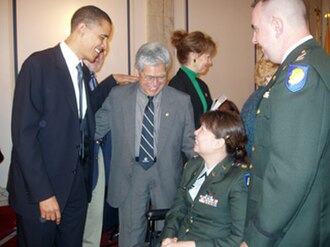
[83,147,105,247]
[118,163,172,247]
[16,162,88,247]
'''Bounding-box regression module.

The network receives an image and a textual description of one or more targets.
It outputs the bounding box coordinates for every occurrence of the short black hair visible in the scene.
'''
[71,5,112,32]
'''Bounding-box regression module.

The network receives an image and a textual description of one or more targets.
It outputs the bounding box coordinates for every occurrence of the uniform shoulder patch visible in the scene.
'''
[285,64,309,92]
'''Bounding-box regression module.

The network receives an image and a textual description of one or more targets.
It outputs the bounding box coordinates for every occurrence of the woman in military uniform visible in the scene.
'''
[160,110,249,247]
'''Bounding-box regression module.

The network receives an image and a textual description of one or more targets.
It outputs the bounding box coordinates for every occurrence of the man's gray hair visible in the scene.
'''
[135,42,171,72]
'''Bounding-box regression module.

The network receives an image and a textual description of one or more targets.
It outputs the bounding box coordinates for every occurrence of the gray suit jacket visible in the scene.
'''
[95,83,195,207]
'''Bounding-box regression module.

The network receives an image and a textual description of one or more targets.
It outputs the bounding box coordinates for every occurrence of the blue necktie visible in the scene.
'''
[138,96,155,170]
[76,63,84,159]
[89,72,98,91]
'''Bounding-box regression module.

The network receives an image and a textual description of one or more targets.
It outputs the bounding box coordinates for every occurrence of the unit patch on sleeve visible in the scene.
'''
[285,64,309,92]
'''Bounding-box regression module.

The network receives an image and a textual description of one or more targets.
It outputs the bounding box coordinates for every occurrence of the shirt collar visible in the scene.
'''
[181,65,199,78]
[60,41,81,69]
[202,163,216,176]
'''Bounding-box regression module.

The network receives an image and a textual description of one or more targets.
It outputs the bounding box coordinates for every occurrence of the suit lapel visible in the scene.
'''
[53,45,78,117]
[123,84,138,158]
[157,86,175,154]
[83,65,94,136]
[197,156,235,200]
[186,162,205,203]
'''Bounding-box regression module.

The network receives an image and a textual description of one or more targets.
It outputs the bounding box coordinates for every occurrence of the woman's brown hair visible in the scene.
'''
[200,111,247,162]
[171,30,216,65]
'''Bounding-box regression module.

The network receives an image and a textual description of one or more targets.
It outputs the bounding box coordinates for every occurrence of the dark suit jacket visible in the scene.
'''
[244,39,330,246]
[86,74,117,191]
[7,44,114,218]
[95,84,195,208]
[161,156,249,247]
[169,68,213,128]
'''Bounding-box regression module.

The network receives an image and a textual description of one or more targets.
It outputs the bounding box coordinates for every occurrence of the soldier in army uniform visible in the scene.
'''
[241,0,330,246]
[161,110,250,247]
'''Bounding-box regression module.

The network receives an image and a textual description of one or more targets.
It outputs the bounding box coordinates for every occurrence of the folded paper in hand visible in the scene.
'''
[210,95,227,111]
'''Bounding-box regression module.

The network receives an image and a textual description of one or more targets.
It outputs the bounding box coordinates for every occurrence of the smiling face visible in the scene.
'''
[194,123,219,157]
[138,64,167,96]
[190,52,213,74]
[79,19,112,63]
[251,2,282,63]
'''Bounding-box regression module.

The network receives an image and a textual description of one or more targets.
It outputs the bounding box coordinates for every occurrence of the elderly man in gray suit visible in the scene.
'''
[95,42,195,247]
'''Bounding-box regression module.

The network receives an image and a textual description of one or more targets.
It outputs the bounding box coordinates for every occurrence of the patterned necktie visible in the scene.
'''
[89,72,98,91]
[138,96,155,170]
[76,63,84,159]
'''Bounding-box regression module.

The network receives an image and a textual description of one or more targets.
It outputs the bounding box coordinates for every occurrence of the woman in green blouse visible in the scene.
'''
[169,30,216,129]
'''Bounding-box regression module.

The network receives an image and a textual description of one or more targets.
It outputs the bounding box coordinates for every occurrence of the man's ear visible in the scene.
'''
[271,16,283,39]
[133,68,140,77]
[76,22,87,36]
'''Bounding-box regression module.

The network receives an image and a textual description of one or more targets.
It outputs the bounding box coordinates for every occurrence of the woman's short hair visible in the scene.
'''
[171,30,216,65]
[217,100,240,115]
[200,111,247,162]
[135,42,171,72]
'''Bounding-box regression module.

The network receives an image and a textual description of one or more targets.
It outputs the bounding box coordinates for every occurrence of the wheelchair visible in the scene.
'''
[134,209,169,247]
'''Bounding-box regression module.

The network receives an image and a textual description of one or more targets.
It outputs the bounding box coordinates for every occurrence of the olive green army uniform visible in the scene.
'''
[161,156,249,247]
[244,38,330,246]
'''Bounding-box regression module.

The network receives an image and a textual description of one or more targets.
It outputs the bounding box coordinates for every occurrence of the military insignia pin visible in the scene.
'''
[263,91,270,98]
[285,64,309,92]
[244,173,250,189]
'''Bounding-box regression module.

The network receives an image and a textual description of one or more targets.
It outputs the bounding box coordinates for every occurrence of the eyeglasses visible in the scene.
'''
[140,74,167,83]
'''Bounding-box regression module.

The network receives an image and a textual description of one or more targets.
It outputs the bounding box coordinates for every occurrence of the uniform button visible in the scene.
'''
[256,109,261,115]
[252,146,255,152]
[190,219,193,223]
[191,204,194,208]
[249,164,254,169]
[241,164,248,169]
[72,169,77,175]
[185,228,190,233]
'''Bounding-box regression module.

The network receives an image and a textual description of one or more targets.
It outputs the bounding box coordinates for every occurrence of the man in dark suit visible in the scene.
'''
[7,6,113,247]
[95,42,195,247]
[241,0,330,246]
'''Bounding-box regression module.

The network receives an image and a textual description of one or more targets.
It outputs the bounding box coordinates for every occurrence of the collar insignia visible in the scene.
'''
[295,50,307,62]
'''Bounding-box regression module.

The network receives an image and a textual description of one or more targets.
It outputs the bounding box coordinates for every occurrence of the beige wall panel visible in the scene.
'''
[130,0,147,74]
[16,0,129,81]
[0,0,14,187]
